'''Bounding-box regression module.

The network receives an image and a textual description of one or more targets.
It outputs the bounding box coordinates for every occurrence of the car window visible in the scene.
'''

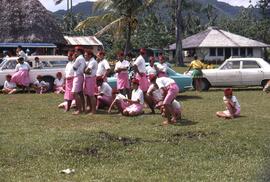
[242,61,261,69]
[42,61,51,68]
[49,60,68,68]
[2,60,17,69]
[221,61,240,70]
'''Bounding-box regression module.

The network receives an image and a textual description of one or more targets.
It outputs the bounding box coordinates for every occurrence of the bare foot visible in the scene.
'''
[162,120,169,125]
[72,111,82,115]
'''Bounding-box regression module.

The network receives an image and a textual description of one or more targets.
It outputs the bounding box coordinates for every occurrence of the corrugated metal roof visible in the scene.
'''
[64,36,103,46]
[169,27,270,50]
[0,42,57,48]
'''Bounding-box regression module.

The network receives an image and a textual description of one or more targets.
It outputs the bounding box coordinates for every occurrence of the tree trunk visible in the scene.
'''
[175,0,184,66]
[124,20,132,55]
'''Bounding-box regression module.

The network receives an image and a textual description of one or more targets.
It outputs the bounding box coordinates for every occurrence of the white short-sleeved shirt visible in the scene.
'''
[54,78,64,87]
[114,60,130,74]
[131,88,144,105]
[156,77,175,89]
[18,50,28,62]
[15,62,30,71]
[34,80,48,87]
[156,63,168,73]
[223,96,240,109]
[134,55,146,73]
[172,100,181,110]
[146,65,157,75]
[4,80,16,89]
[96,59,110,77]
[85,57,98,77]
[147,84,163,101]
[99,82,112,97]
[73,55,86,76]
[65,62,74,78]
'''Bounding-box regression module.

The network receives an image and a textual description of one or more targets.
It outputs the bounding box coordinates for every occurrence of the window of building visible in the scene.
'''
[232,48,239,56]
[209,48,216,56]
[247,48,253,56]
[217,48,223,56]
[240,48,246,57]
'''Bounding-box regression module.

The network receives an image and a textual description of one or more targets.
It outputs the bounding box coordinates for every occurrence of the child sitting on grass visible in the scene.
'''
[54,72,65,94]
[216,88,240,119]
[2,74,17,94]
[108,79,144,116]
[33,75,49,94]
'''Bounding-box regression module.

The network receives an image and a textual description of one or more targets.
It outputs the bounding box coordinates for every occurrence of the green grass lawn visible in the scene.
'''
[0,90,270,181]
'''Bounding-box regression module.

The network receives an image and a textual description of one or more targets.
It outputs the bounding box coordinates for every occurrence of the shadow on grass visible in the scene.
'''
[176,119,198,126]
[176,95,202,101]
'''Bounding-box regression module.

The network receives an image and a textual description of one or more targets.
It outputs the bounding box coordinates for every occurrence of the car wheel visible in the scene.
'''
[261,80,269,88]
[42,76,55,92]
[192,78,210,91]
[201,78,210,91]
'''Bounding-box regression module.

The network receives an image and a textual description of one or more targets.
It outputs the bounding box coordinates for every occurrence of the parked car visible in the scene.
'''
[108,63,192,92]
[0,56,68,90]
[188,58,270,90]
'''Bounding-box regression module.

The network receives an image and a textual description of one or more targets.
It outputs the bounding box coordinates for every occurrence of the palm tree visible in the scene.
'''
[75,0,154,54]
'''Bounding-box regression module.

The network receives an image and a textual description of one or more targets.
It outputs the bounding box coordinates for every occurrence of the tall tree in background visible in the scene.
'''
[75,0,154,54]
[175,0,184,66]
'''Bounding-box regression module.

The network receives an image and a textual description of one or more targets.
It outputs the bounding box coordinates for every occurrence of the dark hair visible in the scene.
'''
[194,55,198,60]
[6,74,12,78]
[34,57,39,60]
[17,45,22,49]
[85,50,94,57]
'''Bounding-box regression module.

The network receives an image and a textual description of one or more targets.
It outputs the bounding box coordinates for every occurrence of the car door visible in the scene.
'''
[216,60,241,86]
[241,60,263,86]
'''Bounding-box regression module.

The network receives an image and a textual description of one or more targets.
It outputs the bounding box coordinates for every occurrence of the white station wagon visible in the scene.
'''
[0,56,68,90]
[195,58,270,90]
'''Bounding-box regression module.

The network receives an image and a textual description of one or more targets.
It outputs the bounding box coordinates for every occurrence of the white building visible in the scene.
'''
[169,27,269,62]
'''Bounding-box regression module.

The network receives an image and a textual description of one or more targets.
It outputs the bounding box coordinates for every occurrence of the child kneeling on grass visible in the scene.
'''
[2,74,17,94]
[216,88,241,119]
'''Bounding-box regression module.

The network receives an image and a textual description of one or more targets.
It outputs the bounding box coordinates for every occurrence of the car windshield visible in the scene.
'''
[0,59,7,68]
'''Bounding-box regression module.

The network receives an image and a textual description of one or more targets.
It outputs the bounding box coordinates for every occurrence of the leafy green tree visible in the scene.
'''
[75,0,154,54]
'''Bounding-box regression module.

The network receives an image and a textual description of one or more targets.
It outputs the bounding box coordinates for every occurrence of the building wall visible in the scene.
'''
[194,47,263,62]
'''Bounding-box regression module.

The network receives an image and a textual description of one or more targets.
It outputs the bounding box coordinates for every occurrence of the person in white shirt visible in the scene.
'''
[95,76,113,110]
[150,75,180,124]
[122,79,144,116]
[64,51,75,112]
[2,74,17,94]
[109,79,144,116]
[33,75,49,94]
[155,54,168,77]
[84,51,98,114]
[33,57,44,69]
[161,100,182,121]
[96,51,111,80]
[146,74,164,113]
[72,46,86,115]
[114,51,130,96]
[133,48,149,92]
[216,88,241,119]
[11,56,31,92]
[16,46,28,62]
[146,56,157,76]
[54,72,65,94]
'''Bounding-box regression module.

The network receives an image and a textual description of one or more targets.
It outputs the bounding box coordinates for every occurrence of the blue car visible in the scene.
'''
[107,63,192,92]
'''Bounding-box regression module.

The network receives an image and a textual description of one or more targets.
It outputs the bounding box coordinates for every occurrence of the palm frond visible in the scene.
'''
[74,13,116,31]
[94,17,126,37]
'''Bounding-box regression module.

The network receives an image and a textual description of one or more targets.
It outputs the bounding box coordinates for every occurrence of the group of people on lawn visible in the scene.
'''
[4,45,263,122]
[58,47,182,124]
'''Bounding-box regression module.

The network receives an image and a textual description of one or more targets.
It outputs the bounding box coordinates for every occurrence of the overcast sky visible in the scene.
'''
[39,0,257,12]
